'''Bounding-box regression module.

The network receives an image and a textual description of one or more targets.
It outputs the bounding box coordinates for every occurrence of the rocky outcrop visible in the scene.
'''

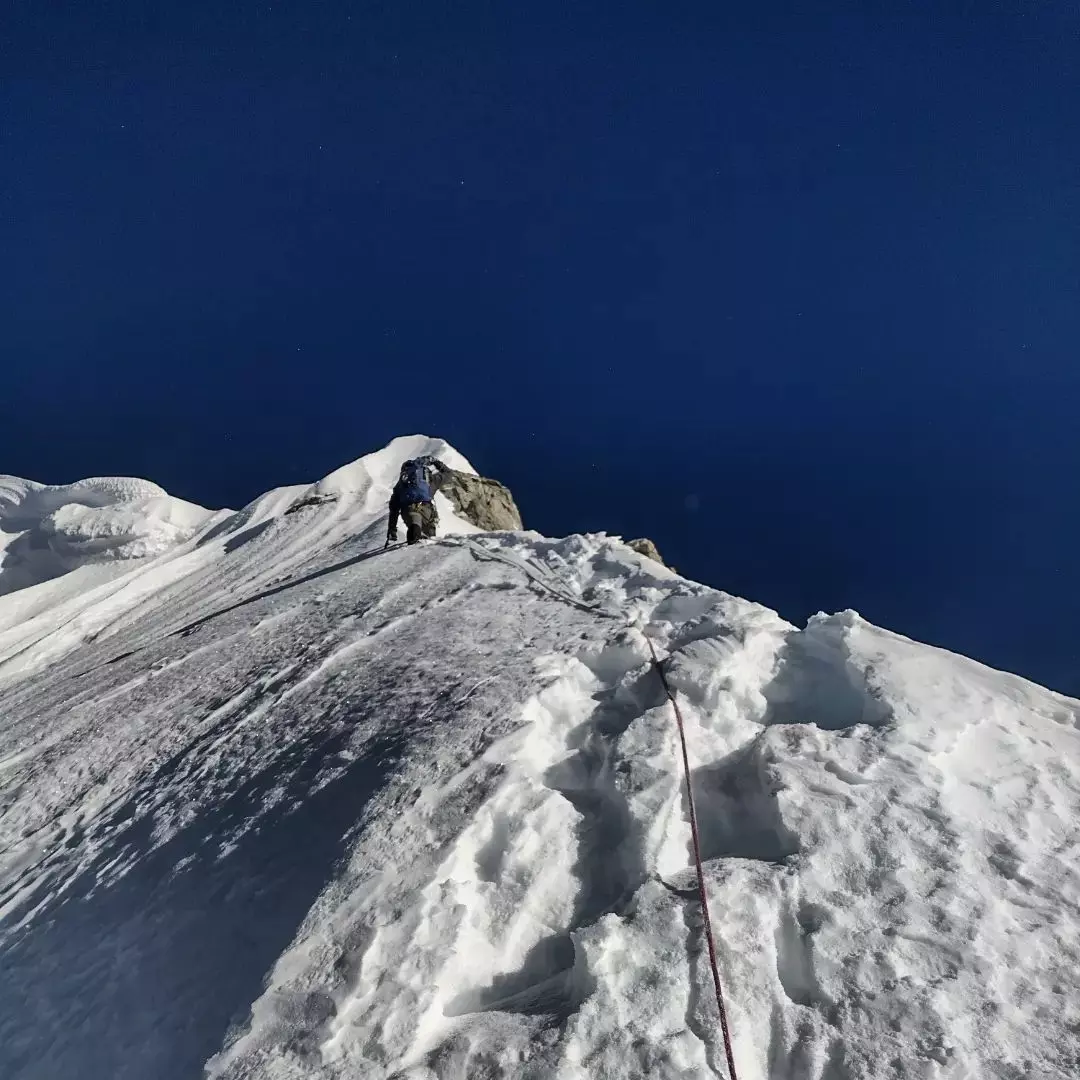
[626,537,666,566]
[284,493,337,515]
[438,470,523,532]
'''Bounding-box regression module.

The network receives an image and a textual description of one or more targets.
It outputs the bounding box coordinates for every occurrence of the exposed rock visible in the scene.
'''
[437,470,523,532]
[284,493,338,515]
[626,537,666,566]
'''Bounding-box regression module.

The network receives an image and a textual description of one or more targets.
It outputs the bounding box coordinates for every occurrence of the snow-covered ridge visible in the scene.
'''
[1,436,1078,1080]
[0,473,218,597]
[0,436,475,678]
[0,436,477,603]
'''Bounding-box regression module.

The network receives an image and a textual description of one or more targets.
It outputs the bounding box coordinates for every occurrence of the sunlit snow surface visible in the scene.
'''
[1,436,1078,1080]
[0,473,219,597]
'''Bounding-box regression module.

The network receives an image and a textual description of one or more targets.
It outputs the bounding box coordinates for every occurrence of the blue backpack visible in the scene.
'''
[397,460,432,505]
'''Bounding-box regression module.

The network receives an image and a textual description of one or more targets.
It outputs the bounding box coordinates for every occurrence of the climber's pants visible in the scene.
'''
[402,502,438,544]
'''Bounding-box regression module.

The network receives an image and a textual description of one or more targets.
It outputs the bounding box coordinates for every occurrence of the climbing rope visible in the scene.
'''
[456,536,742,1076]
[643,632,741,1080]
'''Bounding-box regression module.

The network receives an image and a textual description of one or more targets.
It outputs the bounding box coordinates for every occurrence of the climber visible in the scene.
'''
[387,456,450,546]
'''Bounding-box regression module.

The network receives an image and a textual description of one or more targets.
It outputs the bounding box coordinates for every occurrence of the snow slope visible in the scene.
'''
[1,436,1078,1080]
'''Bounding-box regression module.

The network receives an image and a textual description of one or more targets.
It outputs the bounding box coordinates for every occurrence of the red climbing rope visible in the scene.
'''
[644,633,741,1080]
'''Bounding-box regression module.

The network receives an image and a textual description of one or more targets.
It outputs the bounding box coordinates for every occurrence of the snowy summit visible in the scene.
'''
[1,435,1078,1080]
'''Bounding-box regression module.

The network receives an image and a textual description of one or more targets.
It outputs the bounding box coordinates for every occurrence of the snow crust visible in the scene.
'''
[1,436,1078,1080]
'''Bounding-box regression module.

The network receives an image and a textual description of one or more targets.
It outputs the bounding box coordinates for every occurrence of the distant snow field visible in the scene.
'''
[1,436,1078,1080]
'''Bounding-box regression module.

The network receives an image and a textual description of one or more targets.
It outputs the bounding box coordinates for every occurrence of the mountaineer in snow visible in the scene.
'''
[387,456,450,546]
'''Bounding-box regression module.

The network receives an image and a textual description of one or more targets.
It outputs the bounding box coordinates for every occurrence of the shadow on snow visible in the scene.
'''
[0,723,402,1080]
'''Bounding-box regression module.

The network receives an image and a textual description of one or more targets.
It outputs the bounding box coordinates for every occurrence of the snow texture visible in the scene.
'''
[1,435,1078,1080]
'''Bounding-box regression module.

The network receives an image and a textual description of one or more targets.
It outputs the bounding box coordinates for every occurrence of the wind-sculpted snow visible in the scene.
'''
[0,474,218,597]
[1,437,1079,1080]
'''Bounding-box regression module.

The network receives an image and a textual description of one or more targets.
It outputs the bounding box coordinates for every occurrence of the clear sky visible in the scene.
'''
[3,3,1078,694]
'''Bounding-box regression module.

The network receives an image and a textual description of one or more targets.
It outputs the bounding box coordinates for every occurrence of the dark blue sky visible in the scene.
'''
[3,3,1078,693]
